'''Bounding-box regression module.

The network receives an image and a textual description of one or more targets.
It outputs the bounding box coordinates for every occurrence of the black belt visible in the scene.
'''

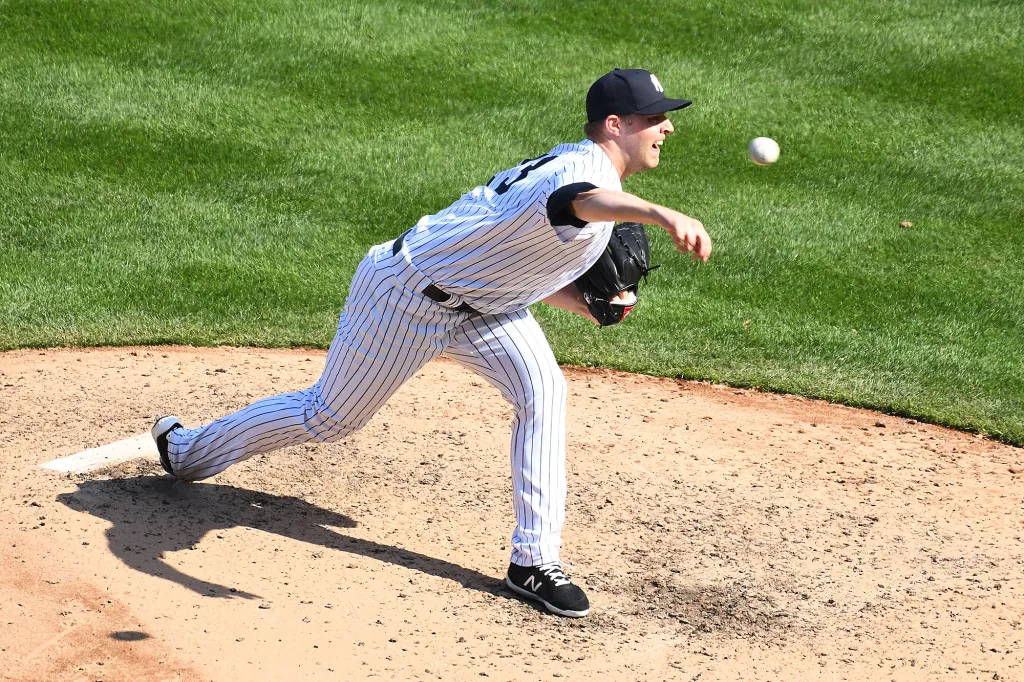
[392,232,478,314]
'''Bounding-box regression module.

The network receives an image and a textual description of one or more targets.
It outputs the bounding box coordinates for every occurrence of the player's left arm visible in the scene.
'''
[542,284,599,324]
[571,188,712,262]
[542,284,636,324]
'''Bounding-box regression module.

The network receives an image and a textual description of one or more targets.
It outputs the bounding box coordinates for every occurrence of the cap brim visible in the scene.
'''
[633,98,692,115]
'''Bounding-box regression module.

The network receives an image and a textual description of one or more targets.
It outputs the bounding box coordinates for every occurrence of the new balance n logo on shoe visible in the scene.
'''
[524,575,543,593]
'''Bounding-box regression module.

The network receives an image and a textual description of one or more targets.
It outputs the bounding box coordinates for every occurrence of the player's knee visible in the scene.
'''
[514,370,567,415]
[311,414,368,441]
[301,387,370,440]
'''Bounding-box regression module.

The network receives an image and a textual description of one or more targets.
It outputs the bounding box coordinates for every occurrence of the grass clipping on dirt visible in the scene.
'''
[0,0,1022,444]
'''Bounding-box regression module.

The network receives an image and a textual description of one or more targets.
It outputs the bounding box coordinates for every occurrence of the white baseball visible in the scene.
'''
[748,137,780,165]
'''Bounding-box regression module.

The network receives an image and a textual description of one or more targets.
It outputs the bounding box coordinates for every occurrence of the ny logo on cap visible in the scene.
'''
[650,74,664,92]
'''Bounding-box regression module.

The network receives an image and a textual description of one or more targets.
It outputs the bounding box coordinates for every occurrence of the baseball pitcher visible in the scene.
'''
[153,68,712,618]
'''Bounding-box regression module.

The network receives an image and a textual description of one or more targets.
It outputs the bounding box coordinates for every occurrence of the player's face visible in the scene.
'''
[622,113,675,174]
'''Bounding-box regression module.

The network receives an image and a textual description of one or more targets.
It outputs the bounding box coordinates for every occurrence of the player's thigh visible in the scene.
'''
[443,309,566,409]
[315,247,454,419]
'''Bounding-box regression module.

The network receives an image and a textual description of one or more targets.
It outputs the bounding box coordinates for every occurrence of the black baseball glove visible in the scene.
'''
[574,222,659,327]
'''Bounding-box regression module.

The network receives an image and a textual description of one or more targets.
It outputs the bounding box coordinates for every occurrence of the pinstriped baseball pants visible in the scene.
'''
[165,239,568,567]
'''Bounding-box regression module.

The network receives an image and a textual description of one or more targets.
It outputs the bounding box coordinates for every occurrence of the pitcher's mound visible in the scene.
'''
[1,347,1020,681]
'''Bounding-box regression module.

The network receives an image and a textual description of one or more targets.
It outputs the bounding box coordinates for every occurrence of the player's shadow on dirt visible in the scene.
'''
[57,476,507,601]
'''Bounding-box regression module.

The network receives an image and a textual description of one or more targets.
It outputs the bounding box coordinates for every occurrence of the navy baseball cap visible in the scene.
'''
[586,68,692,123]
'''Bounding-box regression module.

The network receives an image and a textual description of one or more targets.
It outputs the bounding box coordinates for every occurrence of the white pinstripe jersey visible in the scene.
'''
[400,138,622,315]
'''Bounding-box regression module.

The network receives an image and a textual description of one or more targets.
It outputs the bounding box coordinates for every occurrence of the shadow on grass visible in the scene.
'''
[57,476,508,602]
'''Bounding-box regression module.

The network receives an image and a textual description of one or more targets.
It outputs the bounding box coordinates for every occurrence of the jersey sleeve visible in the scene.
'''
[542,151,620,229]
[547,182,598,228]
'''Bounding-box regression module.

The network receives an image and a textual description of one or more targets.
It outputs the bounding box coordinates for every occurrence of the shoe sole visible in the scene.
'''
[505,575,590,618]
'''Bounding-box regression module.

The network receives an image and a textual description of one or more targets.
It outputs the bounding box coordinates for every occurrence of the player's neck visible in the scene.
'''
[591,137,630,180]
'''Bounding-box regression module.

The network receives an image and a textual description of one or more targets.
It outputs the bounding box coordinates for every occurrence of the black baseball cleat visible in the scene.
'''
[505,562,590,617]
[151,415,183,477]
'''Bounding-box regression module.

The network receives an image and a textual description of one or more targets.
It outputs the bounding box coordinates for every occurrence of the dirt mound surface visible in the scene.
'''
[1,347,1021,681]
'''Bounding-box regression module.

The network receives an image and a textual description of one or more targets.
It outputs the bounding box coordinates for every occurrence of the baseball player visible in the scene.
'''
[153,68,711,618]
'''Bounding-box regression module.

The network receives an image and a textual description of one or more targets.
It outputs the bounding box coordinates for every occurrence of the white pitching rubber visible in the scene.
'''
[41,433,156,474]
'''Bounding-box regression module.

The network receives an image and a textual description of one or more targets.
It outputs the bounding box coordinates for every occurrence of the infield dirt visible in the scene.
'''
[1,347,1021,681]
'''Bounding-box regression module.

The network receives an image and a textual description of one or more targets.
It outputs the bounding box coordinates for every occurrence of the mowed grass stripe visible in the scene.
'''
[1,0,1022,443]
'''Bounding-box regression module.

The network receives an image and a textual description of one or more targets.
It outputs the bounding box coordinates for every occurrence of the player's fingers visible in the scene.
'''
[685,232,705,262]
[697,230,712,261]
[687,229,703,256]
[683,224,708,261]
[686,220,704,254]
[691,234,702,260]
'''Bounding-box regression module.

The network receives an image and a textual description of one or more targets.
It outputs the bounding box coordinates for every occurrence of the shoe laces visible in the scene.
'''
[538,562,570,587]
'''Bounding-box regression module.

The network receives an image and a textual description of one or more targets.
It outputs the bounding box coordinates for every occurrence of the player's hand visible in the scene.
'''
[659,210,711,262]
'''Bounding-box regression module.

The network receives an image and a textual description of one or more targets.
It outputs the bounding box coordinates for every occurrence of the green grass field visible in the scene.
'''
[1,0,1022,444]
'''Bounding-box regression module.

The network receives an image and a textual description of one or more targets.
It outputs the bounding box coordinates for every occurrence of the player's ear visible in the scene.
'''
[604,115,624,138]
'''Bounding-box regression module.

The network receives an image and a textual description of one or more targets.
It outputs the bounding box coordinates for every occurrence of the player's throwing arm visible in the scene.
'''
[572,189,712,262]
